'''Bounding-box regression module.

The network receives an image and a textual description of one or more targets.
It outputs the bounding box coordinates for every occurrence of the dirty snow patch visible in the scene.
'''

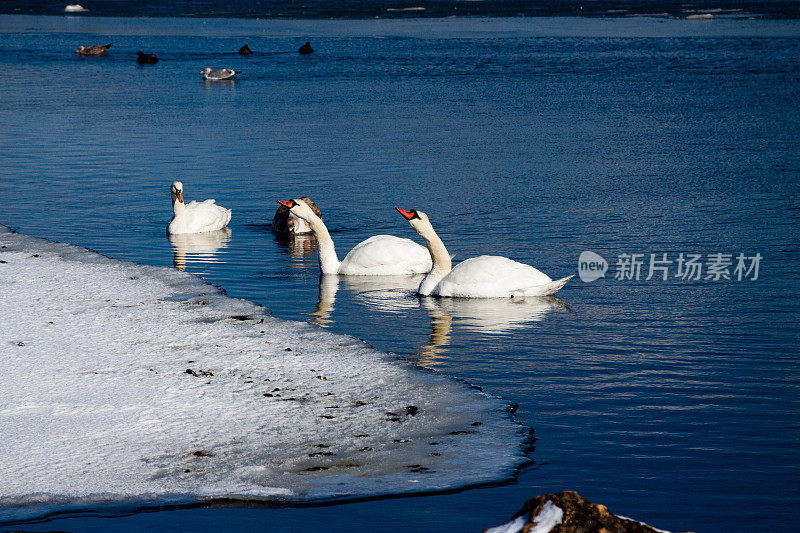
[0,227,524,520]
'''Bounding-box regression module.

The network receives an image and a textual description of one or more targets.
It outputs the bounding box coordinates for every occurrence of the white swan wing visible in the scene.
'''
[182,199,232,233]
[339,235,432,275]
[433,255,560,298]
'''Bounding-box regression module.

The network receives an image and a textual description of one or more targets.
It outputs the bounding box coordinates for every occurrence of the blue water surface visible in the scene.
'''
[0,14,799,533]
[5,0,800,19]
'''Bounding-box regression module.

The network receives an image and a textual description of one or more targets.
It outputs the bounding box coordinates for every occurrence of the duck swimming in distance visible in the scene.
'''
[76,43,112,56]
[168,181,232,235]
[135,51,158,64]
[396,207,572,298]
[277,199,430,275]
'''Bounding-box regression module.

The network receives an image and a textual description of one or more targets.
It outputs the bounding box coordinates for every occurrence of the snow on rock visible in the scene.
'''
[483,515,527,533]
[482,491,691,533]
[0,226,525,519]
[528,501,564,533]
[484,501,562,533]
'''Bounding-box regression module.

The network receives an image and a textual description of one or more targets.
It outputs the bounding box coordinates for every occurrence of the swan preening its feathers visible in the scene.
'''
[168,181,232,235]
[396,207,572,298]
[272,196,321,235]
[277,199,431,275]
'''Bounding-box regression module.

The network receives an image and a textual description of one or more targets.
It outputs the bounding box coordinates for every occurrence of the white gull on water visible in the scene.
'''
[200,67,240,81]
[0,226,525,520]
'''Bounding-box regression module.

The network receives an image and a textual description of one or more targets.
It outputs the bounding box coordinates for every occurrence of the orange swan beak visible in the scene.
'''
[395,207,416,220]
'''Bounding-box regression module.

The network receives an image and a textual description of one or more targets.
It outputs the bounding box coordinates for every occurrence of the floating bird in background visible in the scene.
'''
[64,4,88,12]
[135,51,158,64]
[200,67,240,80]
[76,43,112,56]
[299,42,313,55]
[168,181,232,235]
[238,44,252,55]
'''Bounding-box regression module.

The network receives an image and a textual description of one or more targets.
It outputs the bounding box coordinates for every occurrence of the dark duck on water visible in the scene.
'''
[76,43,112,56]
[135,51,158,64]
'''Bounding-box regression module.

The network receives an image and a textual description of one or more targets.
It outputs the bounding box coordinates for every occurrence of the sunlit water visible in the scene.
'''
[1,14,799,532]
[6,0,800,19]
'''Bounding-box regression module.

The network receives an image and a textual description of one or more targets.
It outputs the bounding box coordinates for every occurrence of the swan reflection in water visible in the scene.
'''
[415,295,568,368]
[309,274,568,368]
[311,274,339,327]
[423,295,569,335]
[168,228,232,271]
[275,233,318,261]
[310,274,422,327]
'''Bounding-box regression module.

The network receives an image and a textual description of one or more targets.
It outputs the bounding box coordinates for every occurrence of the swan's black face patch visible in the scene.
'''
[395,207,419,220]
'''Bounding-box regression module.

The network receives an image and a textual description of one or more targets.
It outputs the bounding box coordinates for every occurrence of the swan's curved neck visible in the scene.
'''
[172,195,185,216]
[416,222,452,296]
[304,213,341,274]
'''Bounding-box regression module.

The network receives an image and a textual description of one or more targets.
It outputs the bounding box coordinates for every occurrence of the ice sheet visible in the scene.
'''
[0,226,525,519]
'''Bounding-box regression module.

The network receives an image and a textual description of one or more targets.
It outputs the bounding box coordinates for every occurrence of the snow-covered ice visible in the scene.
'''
[0,226,525,519]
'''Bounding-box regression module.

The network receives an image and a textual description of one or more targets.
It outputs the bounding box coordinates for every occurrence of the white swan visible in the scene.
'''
[168,181,232,235]
[277,199,431,275]
[396,207,572,298]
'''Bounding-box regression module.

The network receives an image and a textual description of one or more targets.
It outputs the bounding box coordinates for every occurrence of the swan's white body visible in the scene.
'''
[168,181,232,235]
[398,208,572,298]
[429,255,569,298]
[281,199,431,276]
[335,234,431,275]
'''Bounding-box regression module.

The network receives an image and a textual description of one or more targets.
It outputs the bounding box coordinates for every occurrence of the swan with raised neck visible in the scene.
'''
[171,180,186,218]
[396,207,573,298]
[168,181,232,234]
[395,208,451,295]
[278,199,431,276]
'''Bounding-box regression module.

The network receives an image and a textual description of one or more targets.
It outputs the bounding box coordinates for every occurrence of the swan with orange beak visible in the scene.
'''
[277,199,431,275]
[168,181,232,234]
[396,207,572,298]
